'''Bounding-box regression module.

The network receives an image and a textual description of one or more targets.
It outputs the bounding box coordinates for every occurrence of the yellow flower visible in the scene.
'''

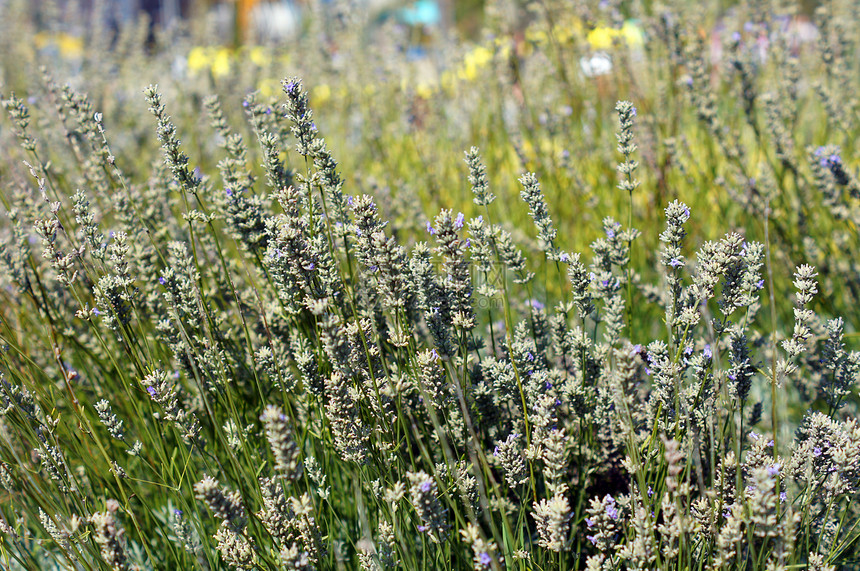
[457,45,492,81]
[187,47,211,73]
[257,79,279,99]
[34,32,83,58]
[620,21,645,46]
[554,16,584,44]
[525,28,549,46]
[211,48,233,77]
[248,46,270,67]
[587,21,644,50]
[416,82,436,99]
[311,84,331,107]
[587,27,615,50]
[57,33,83,58]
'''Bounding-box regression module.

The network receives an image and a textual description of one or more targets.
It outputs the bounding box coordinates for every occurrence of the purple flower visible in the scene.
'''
[158,277,166,285]
[417,525,427,532]
[606,229,615,239]
[780,491,787,503]
[419,481,432,493]
[173,509,183,516]
[749,431,760,441]
[669,257,683,268]
[816,148,844,173]
[756,279,765,290]
[587,535,597,545]
[731,31,742,42]
[684,346,693,356]
[631,344,643,356]
[478,552,492,566]
[242,100,249,108]
[704,344,713,359]
[454,212,465,230]
[585,517,594,528]
[813,446,822,457]
[767,440,774,448]
[767,463,780,476]
[530,299,545,310]
[93,308,102,315]
[526,352,534,362]
[146,386,157,397]
[347,196,354,206]
[464,239,471,248]
[647,485,654,497]
[426,221,435,235]
[559,252,570,262]
[604,496,619,520]
[265,107,272,115]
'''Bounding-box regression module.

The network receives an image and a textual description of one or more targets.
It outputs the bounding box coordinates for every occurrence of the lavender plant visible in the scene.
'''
[3,0,860,569]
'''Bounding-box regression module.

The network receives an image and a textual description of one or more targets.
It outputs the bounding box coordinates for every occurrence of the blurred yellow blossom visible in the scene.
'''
[34,31,83,58]
[187,47,211,72]
[311,84,331,107]
[257,78,279,98]
[248,46,270,67]
[457,45,492,81]
[189,45,276,78]
[211,48,233,77]
[587,21,644,50]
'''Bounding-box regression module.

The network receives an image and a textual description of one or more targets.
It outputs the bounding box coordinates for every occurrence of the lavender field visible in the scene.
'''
[1,0,859,569]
